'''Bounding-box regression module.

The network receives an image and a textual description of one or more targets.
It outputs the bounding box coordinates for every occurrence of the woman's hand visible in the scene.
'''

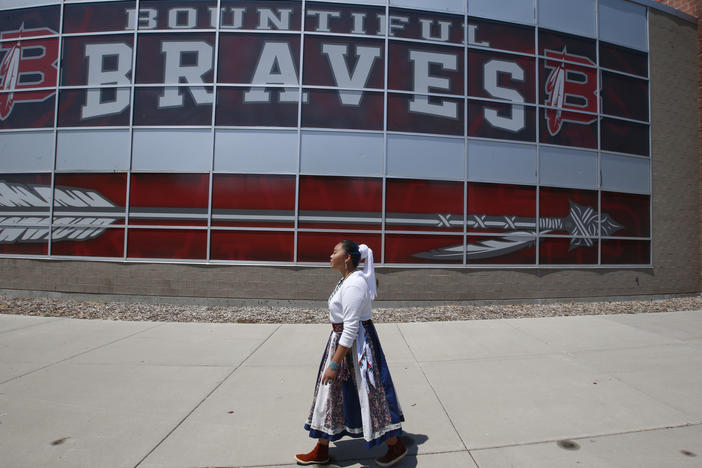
[322,366,338,385]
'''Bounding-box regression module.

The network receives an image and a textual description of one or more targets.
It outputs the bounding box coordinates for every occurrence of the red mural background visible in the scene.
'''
[0,1,652,266]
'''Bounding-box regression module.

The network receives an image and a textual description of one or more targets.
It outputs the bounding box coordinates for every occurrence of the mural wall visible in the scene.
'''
[0,0,651,266]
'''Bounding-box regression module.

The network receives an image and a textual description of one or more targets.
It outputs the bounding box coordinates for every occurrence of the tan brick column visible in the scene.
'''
[655,0,701,291]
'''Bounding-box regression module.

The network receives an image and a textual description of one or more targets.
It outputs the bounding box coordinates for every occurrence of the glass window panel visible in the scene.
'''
[298,175,382,230]
[297,232,381,263]
[210,230,294,261]
[385,178,463,232]
[468,17,535,54]
[0,37,58,129]
[389,93,464,136]
[214,129,298,174]
[305,2,385,36]
[601,117,649,156]
[468,49,535,104]
[538,108,597,150]
[133,86,213,125]
[301,131,383,177]
[0,172,51,188]
[58,88,131,127]
[0,236,48,255]
[601,72,648,122]
[57,129,131,172]
[539,187,598,237]
[127,228,207,259]
[212,173,295,227]
[385,234,463,264]
[387,134,464,181]
[468,0,535,25]
[598,0,648,52]
[599,41,648,78]
[0,5,59,33]
[539,55,598,116]
[388,7,464,42]
[388,41,463,95]
[308,0,385,8]
[390,0,464,14]
[538,29,596,64]
[137,0,217,30]
[216,87,298,127]
[467,182,536,234]
[467,139,536,185]
[0,130,54,173]
[539,236,597,264]
[217,33,300,84]
[2,0,56,7]
[0,173,52,250]
[539,146,597,189]
[466,233,536,265]
[132,129,212,172]
[303,35,385,88]
[468,100,536,142]
[129,173,209,226]
[63,1,135,33]
[219,0,302,31]
[53,173,127,226]
[0,92,56,130]
[135,33,215,85]
[601,191,650,238]
[600,152,650,195]
[302,89,383,130]
[0,37,59,94]
[601,239,650,264]
[538,0,595,38]
[50,226,124,258]
[61,35,133,86]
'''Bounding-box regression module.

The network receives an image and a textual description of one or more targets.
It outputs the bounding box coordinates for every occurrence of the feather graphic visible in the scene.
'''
[412,232,539,261]
[543,47,570,136]
[544,60,566,135]
[0,40,22,119]
[0,181,119,243]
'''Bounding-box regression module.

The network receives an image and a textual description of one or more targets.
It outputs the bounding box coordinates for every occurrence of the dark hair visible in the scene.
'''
[340,239,361,268]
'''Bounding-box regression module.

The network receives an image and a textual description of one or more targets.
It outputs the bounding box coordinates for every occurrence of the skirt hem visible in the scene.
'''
[304,423,404,448]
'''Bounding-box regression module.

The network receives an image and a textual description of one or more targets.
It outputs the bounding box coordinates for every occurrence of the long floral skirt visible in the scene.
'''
[303,320,404,448]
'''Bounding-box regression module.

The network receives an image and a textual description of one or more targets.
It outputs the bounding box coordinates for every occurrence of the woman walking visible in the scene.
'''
[295,240,406,466]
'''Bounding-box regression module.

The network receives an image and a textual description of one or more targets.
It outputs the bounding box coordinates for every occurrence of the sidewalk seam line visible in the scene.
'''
[395,323,481,468]
[0,316,61,336]
[583,367,702,420]
[0,321,164,386]
[468,421,702,452]
[133,324,283,468]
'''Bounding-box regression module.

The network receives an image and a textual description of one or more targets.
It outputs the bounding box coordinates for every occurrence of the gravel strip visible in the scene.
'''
[1,293,701,323]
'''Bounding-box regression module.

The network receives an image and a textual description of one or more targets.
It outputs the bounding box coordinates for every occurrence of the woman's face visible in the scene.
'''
[330,242,349,273]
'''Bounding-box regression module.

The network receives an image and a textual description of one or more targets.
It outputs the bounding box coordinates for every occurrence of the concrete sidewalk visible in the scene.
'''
[0,311,701,468]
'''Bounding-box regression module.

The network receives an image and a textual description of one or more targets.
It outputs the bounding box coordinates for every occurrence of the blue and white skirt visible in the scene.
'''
[303,320,404,448]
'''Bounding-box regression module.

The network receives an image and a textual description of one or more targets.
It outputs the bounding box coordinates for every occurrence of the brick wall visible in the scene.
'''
[655,0,702,290]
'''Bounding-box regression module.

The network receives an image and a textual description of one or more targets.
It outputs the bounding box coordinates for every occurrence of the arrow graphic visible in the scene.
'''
[0,181,623,261]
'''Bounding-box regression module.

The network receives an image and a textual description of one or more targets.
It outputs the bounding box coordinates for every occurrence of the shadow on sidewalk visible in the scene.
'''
[328,432,428,467]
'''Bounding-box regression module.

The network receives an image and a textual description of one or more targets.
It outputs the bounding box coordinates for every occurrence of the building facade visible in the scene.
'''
[0,0,698,301]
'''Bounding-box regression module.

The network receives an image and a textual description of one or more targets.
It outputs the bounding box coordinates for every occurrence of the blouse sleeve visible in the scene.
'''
[338,283,366,348]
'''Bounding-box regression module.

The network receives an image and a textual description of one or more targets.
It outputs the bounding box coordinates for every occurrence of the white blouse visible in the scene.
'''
[328,271,372,348]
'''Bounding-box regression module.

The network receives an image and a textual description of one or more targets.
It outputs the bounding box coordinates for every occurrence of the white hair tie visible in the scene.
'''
[358,244,377,300]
